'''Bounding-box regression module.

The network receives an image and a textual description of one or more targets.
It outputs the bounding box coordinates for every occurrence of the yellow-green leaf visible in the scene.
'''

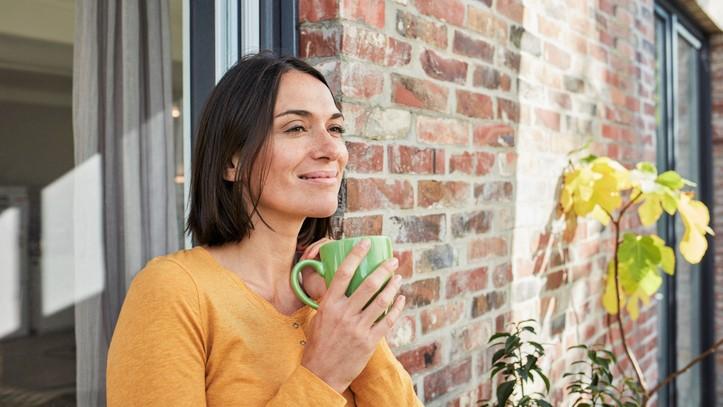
[677,193,714,264]
[638,195,663,226]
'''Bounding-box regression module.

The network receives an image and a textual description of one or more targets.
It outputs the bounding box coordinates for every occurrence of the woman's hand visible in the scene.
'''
[298,238,332,300]
[301,239,406,394]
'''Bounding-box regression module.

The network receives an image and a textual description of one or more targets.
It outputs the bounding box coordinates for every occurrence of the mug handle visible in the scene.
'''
[290,259,325,309]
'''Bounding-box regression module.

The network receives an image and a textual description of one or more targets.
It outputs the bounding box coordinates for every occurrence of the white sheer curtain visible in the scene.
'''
[72,0,178,405]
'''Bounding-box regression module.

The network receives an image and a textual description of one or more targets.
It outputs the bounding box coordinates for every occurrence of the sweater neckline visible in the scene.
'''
[194,246,313,323]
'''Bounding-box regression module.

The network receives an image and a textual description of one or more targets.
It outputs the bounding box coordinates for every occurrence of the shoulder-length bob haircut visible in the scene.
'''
[186,52,338,248]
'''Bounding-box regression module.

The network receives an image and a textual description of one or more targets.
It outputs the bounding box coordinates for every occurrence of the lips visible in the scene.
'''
[298,170,337,180]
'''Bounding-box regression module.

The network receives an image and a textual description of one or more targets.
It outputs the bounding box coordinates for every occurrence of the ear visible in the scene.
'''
[223,153,240,182]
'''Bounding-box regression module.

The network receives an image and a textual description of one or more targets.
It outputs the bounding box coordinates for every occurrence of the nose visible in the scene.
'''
[311,128,347,162]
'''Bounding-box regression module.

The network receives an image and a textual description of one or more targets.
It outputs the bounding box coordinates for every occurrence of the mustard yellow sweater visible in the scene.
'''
[107,247,423,406]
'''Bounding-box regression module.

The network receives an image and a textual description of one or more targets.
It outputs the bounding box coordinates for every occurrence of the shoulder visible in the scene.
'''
[129,250,201,301]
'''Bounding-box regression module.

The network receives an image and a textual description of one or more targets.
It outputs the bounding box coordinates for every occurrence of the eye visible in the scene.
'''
[329,125,346,135]
[285,125,307,133]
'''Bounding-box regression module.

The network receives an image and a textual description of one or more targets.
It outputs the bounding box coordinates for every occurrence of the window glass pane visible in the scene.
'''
[674,33,701,407]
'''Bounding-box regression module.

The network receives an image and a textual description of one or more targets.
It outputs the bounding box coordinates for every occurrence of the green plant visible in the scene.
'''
[478,320,551,407]
[559,152,720,405]
[564,344,643,407]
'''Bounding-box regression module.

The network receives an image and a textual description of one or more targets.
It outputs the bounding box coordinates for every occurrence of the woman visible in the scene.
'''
[106,53,422,406]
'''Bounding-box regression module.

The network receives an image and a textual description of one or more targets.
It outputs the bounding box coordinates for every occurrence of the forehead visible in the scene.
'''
[274,70,340,117]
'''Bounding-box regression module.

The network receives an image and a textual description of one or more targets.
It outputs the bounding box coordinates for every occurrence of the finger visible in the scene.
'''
[326,239,371,301]
[370,294,406,339]
[357,272,401,325]
[301,238,332,260]
[348,258,398,313]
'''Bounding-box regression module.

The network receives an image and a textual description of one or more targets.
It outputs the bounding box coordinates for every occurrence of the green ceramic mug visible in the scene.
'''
[290,235,394,310]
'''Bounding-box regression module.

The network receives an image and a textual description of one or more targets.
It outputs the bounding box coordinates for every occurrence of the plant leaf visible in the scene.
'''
[497,380,516,406]
[677,193,714,264]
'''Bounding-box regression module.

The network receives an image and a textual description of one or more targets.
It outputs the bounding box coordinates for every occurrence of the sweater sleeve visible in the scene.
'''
[264,364,349,406]
[350,338,424,406]
[107,259,207,407]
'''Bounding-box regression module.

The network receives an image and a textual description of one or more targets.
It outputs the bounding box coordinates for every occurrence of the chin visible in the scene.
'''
[301,198,339,218]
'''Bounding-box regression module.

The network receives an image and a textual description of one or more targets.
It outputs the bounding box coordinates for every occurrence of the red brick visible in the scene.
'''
[544,42,572,69]
[492,263,512,288]
[399,277,440,307]
[453,31,494,62]
[345,178,414,211]
[545,269,568,290]
[504,50,521,70]
[466,6,507,43]
[396,10,448,49]
[345,141,383,172]
[420,49,468,84]
[473,65,500,89]
[421,302,465,333]
[449,151,495,176]
[473,124,515,147]
[341,25,385,64]
[391,74,449,111]
[497,98,520,122]
[416,0,465,26]
[342,215,382,237]
[341,63,383,98]
[418,180,470,208]
[495,0,524,23]
[394,250,413,278]
[389,145,445,175]
[397,342,442,374]
[468,237,508,260]
[389,214,445,244]
[456,90,493,119]
[299,0,338,22]
[446,267,488,298]
[417,116,468,145]
[474,181,513,203]
[538,15,561,40]
[424,359,472,401]
[385,37,412,67]
[471,291,507,317]
[341,0,385,28]
[299,27,341,58]
[551,91,572,109]
[451,210,492,238]
[535,108,561,131]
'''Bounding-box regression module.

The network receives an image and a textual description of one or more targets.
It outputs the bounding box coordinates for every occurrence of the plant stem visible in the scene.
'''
[646,336,723,399]
[610,206,649,403]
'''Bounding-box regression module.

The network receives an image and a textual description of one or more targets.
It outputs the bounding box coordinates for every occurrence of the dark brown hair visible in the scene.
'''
[186,52,338,247]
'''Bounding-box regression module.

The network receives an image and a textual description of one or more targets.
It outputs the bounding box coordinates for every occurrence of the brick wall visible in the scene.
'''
[299,0,658,404]
[711,32,723,407]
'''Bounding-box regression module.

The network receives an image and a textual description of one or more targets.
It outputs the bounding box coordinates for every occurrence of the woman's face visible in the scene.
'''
[236,70,348,222]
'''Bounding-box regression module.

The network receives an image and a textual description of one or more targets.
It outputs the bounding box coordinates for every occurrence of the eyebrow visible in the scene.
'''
[274,109,344,120]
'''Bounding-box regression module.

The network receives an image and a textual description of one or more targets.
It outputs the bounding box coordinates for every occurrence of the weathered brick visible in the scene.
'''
[364,108,411,140]
[495,0,524,23]
[535,108,561,131]
[473,65,500,89]
[346,178,414,211]
[385,37,412,67]
[453,31,494,62]
[545,269,568,290]
[299,27,341,58]
[474,181,513,203]
[424,359,472,401]
[394,250,413,278]
[473,124,515,147]
[497,98,520,122]
[449,151,496,176]
[397,342,442,374]
[415,0,465,26]
[564,75,585,92]
[416,243,458,273]
[456,90,494,119]
[510,26,541,56]
[386,315,416,348]
[466,5,507,43]
[418,180,470,208]
[544,42,572,70]
[420,49,468,84]
[399,277,440,308]
[341,63,383,98]
[345,141,383,172]
[451,320,492,360]
[299,0,337,22]
[342,215,382,237]
[492,263,513,288]
[389,145,445,175]
[471,291,507,317]
[396,10,448,49]
[447,267,488,298]
[392,73,449,111]
[451,210,492,238]
[417,116,469,145]
[468,237,508,260]
[389,214,446,243]
[341,25,385,64]
[421,301,465,333]
[340,0,385,28]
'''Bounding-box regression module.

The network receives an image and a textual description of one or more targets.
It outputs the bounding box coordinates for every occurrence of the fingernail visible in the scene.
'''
[389,258,399,268]
[393,274,402,284]
[359,239,371,249]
